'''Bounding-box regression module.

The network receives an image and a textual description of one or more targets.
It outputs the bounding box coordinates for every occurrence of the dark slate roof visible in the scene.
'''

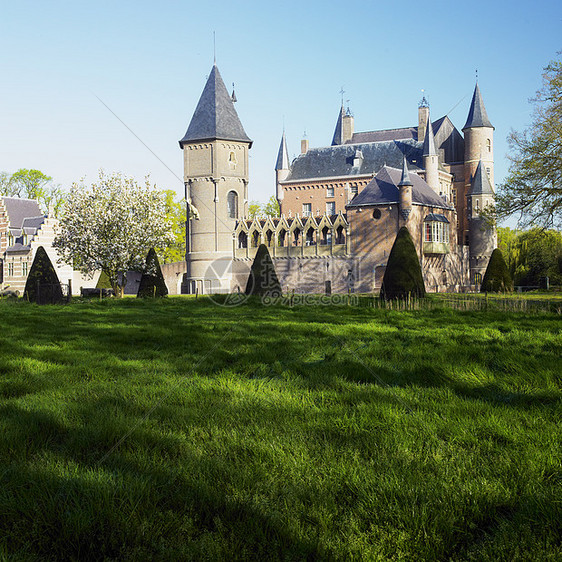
[422,119,437,156]
[6,243,31,254]
[348,127,417,144]
[284,139,423,182]
[179,65,252,146]
[2,197,43,229]
[424,213,449,223]
[468,160,494,195]
[463,83,493,130]
[331,105,345,145]
[275,131,290,170]
[22,215,45,231]
[346,166,453,209]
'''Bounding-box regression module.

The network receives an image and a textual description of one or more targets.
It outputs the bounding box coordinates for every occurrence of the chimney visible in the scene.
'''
[301,138,309,154]
[342,110,354,143]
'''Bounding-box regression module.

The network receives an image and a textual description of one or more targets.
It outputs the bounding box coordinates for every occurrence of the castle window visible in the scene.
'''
[278,229,286,247]
[486,139,491,152]
[238,231,248,249]
[350,185,358,196]
[293,228,301,246]
[228,151,237,169]
[8,262,14,276]
[302,203,311,217]
[305,227,316,246]
[251,230,259,247]
[227,191,238,219]
[335,225,346,245]
[326,186,334,198]
[320,226,332,246]
[452,188,457,206]
[372,209,381,220]
[326,201,336,215]
[265,229,273,247]
[423,214,450,254]
[22,261,28,276]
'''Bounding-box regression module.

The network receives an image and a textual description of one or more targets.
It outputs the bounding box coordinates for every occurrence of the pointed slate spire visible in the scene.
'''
[331,104,345,145]
[422,118,437,157]
[468,159,494,195]
[275,131,290,171]
[179,65,252,147]
[398,155,413,186]
[463,83,494,130]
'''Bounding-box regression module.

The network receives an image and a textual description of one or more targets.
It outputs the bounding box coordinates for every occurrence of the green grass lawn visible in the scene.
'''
[0,297,560,560]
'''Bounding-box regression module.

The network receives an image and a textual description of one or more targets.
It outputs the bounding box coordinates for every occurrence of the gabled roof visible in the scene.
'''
[179,64,252,147]
[468,160,494,195]
[284,139,423,182]
[463,83,493,130]
[2,197,43,229]
[346,166,453,209]
[275,131,290,170]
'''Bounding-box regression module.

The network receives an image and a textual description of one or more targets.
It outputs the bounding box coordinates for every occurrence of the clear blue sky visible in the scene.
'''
[1,0,560,224]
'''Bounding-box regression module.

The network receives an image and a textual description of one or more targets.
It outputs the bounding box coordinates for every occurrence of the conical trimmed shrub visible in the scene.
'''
[380,227,426,300]
[245,244,282,297]
[96,270,112,289]
[24,246,64,304]
[481,248,513,292]
[137,248,168,298]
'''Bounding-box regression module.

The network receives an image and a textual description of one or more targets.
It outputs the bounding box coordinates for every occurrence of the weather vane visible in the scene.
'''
[339,86,345,105]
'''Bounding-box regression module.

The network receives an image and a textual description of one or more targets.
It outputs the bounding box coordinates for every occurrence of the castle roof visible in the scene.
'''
[275,131,290,170]
[349,127,417,143]
[398,155,413,187]
[331,105,345,146]
[346,166,453,210]
[422,115,437,157]
[468,160,494,195]
[283,138,423,182]
[179,64,252,147]
[463,83,493,130]
[2,197,43,229]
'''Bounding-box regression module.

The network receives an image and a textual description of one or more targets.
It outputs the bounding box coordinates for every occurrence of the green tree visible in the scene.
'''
[497,54,562,228]
[157,190,186,263]
[497,227,521,278]
[248,200,261,219]
[380,227,425,300]
[480,249,513,293]
[262,195,280,217]
[513,229,562,286]
[0,169,65,216]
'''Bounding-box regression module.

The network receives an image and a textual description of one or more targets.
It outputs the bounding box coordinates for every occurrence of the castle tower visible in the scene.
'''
[398,155,413,223]
[462,83,495,283]
[467,159,497,284]
[331,105,354,145]
[418,94,430,142]
[275,131,289,211]
[179,64,252,294]
[422,110,439,194]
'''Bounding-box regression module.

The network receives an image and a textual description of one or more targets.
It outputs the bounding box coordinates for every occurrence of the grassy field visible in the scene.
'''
[0,296,560,560]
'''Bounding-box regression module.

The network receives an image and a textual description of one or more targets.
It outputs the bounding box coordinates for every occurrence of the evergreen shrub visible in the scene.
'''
[245,244,282,297]
[481,248,513,293]
[137,248,168,298]
[24,246,64,304]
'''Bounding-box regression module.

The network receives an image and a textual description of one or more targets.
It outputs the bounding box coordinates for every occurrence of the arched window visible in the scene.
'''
[335,225,346,245]
[227,191,238,219]
[306,227,316,246]
[293,228,301,246]
[238,231,248,249]
[251,230,259,248]
[278,229,286,247]
[265,229,273,247]
[486,139,491,152]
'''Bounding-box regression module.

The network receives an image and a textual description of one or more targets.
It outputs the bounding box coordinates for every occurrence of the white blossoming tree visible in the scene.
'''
[53,170,174,297]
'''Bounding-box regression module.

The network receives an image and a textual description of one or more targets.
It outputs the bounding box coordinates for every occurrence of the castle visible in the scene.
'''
[179,64,496,295]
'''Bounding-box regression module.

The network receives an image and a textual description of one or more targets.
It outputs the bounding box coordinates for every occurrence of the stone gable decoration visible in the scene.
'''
[24,246,64,304]
[137,248,168,298]
[380,227,426,300]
